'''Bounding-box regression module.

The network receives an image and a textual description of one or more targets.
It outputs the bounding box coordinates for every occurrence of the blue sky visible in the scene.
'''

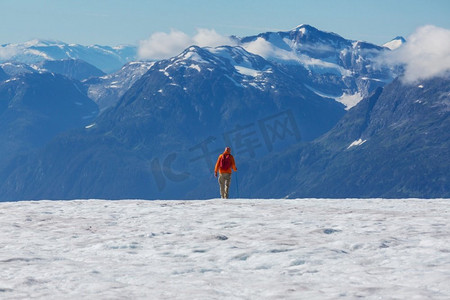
[1,0,449,46]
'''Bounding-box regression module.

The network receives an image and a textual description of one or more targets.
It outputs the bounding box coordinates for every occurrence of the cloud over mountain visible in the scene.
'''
[382,25,450,83]
[138,28,237,60]
[242,37,297,61]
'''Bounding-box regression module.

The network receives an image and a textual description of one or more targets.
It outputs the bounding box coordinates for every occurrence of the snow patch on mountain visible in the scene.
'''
[347,139,367,148]
[383,36,406,50]
[305,84,336,97]
[305,85,364,109]
[178,48,210,64]
[188,64,202,72]
[234,66,261,77]
[337,92,364,110]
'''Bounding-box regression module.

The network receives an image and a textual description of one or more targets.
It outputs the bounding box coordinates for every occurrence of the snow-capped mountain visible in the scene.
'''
[1,24,447,201]
[0,61,37,77]
[0,44,346,200]
[240,24,397,109]
[83,61,155,111]
[1,25,400,111]
[0,39,136,73]
[108,44,344,143]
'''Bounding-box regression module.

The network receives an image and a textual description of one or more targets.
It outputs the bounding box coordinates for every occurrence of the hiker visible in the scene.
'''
[214,147,237,199]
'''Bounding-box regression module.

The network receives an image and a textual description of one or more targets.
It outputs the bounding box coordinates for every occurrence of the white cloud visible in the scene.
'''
[138,30,191,60]
[138,29,236,60]
[382,25,450,83]
[193,28,236,48]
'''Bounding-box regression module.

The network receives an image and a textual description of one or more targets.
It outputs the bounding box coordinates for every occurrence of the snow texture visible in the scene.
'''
[305,85,364,110]
[0,199,449,299]
[383,39,404,51]
[337,92,364,110]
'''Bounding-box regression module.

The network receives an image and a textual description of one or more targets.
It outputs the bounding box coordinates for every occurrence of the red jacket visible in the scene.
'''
[214,151,237,174]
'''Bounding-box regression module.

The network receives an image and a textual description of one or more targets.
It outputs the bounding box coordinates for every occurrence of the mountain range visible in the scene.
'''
[0,24,448,201]
[0,39,136,73]
[241,77,450,198]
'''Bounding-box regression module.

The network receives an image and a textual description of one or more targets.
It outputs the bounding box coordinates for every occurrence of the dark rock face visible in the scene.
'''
[0,66,7,81]
[35,59,106,81]
[0,72,98,170]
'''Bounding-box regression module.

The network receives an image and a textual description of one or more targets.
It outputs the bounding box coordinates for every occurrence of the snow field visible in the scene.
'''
[0,198,449,299]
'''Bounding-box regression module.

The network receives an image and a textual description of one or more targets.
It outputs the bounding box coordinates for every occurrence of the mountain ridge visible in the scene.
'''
[0,72,99,170]
[0,42,347,200]
[0,39,136,73]
[242,76,450,198]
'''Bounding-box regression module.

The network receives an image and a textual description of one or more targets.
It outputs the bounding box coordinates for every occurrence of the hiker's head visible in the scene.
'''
[224,147,231,154]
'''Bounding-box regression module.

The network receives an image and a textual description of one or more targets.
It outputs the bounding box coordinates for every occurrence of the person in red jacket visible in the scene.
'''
[214,147,237,199]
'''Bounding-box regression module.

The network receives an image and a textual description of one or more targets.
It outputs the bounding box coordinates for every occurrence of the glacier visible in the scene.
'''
[0,198,449,299]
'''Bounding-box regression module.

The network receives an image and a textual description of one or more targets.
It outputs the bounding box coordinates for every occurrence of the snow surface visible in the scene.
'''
[0,199,449,299]
[305,85,364,110]
[383,39,405,51]
[188,64,202,72]
[337,92,364,110]
[234,66,261,77]
[178,49,208,64]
